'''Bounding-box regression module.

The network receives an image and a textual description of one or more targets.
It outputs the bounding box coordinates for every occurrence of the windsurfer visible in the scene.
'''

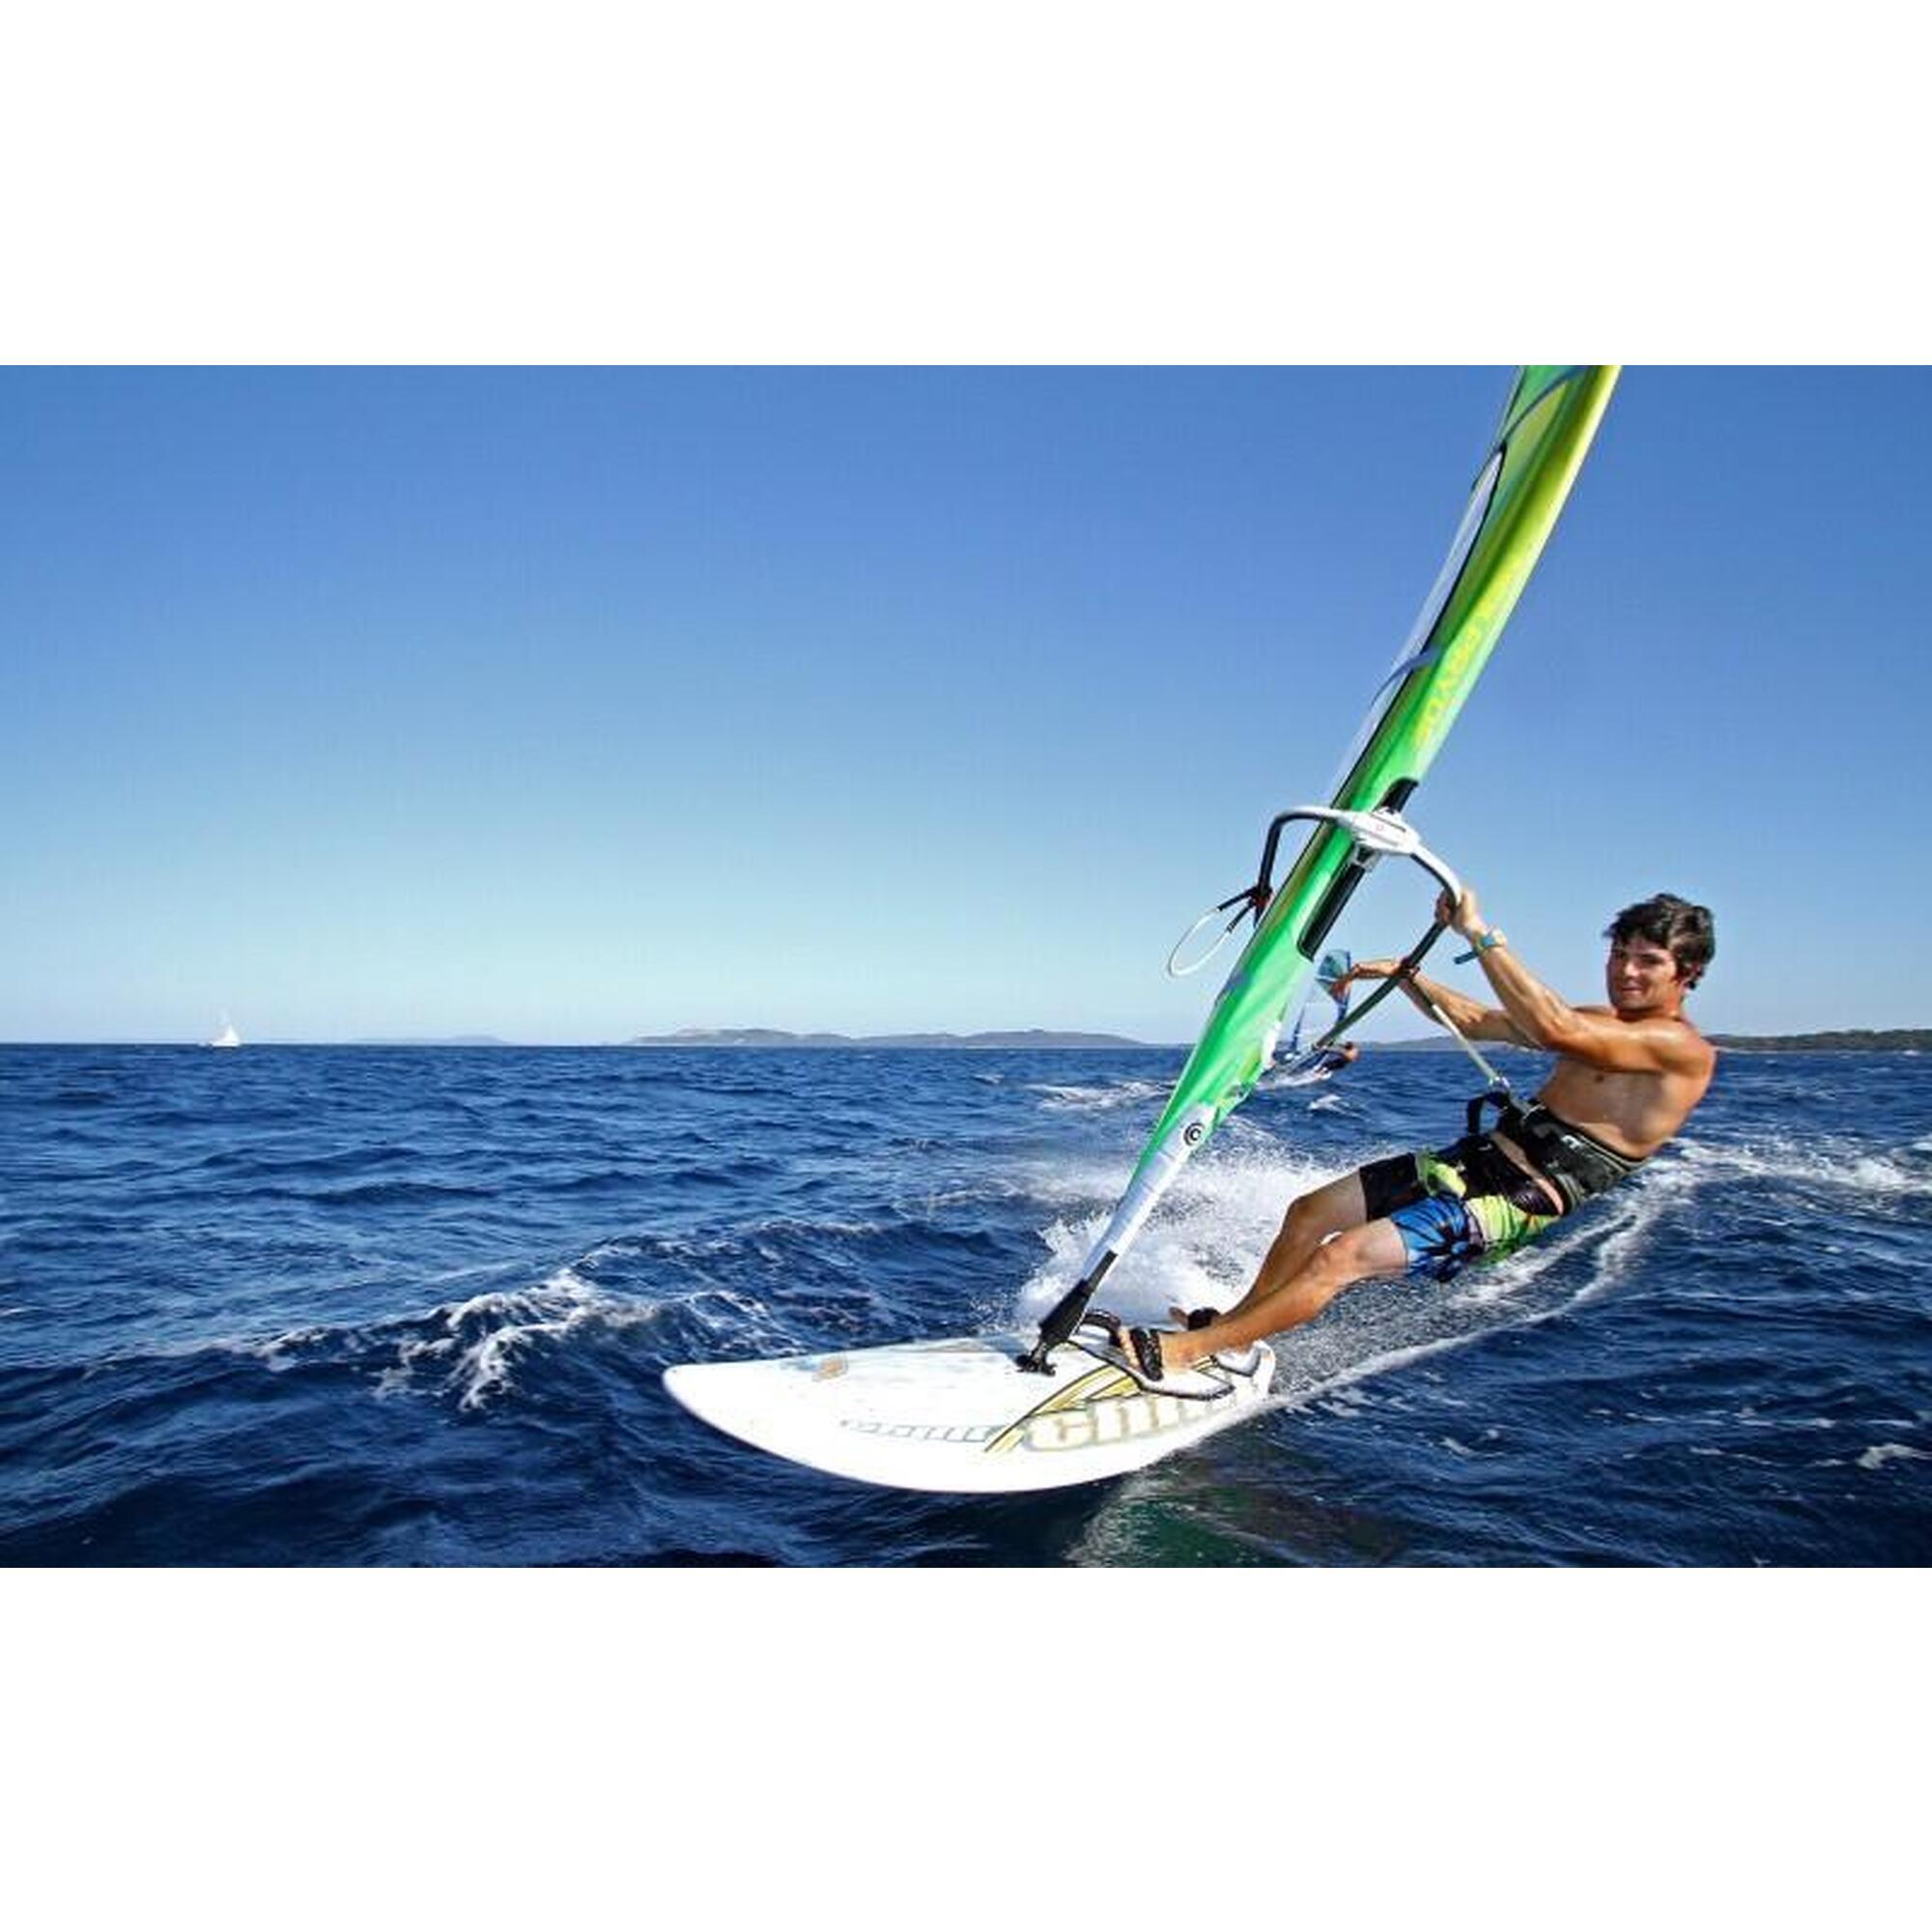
[1127,888,1716,1380]
[1309,1040,1360,1078]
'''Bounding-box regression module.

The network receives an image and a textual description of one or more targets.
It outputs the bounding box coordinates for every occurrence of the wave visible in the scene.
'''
[309,1179,497,1208]
[216,1260,667,1413]
[375,1266,655,1410]
[191,1143,428,1178]
[1008,1136,1709,1424]
[1679,1134,1932,1198]
[1012,1141,1350,1328]
[1025,1078,1169,1114]
[212,1202,958,1413]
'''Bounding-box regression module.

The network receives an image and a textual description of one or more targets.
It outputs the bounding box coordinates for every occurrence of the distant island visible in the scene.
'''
[627,1027,1151,1050]
[1706,1029,1932,1053]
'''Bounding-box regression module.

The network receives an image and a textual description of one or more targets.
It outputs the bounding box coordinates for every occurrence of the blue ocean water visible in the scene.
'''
[2,1043,1927,1565]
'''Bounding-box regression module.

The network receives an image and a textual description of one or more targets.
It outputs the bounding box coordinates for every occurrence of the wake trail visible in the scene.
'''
[1013,1141,1717,1421]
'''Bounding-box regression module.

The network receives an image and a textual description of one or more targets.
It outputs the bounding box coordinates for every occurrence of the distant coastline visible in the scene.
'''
[626,1027,1151,1050]
[1706,1029,1932,1054]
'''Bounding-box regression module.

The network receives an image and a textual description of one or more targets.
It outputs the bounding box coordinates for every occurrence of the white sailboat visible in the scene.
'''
[208,1015,242,1049]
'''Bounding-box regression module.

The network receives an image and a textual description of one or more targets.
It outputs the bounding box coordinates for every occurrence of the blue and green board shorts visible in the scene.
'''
[1358,1133,1566,1282]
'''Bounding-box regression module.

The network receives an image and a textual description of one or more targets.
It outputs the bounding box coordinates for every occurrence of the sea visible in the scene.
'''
[2,1042,1927,1566]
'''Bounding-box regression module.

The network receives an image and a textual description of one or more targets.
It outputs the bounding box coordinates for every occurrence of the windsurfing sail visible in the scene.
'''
[1022,365,1619,1369]
[1269,949,1354,1086]
[1284,949,1352,1059]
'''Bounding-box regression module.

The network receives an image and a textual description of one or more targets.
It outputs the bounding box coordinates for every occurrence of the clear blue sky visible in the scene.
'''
[5,366,1926,1044]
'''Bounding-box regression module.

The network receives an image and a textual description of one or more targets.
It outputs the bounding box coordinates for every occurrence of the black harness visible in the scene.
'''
[1465,1090,1642,1212]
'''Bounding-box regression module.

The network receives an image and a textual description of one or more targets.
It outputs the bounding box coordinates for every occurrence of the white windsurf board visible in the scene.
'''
[663,1325,1274,1493]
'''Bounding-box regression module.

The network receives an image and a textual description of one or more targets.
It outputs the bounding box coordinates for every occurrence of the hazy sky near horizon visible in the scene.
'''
[5,365,1927,1044]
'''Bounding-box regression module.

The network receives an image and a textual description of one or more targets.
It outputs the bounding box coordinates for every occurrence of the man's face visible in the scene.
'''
[1605,935,1684,1015]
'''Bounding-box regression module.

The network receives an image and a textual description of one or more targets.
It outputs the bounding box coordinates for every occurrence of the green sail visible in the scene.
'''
[1087,367,1620,1279]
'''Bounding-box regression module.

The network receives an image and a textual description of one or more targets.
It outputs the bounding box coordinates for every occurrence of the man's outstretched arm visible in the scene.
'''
[1331,956,1535,1045]
[1444,890,1707,1075]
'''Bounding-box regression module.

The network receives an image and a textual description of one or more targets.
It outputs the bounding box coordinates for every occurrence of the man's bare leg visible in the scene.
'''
[1171,1169,1369,1330]
[1151,1215,1410,1376]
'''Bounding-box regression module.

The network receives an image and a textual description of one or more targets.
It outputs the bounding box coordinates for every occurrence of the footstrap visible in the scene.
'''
[1126,1326,1165,1381]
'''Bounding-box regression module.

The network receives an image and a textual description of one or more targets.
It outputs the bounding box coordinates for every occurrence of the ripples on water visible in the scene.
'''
[2,1044,1927,1564]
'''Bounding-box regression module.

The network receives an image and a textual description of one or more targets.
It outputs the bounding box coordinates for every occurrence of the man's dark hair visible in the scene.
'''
[1605,894,1715,988]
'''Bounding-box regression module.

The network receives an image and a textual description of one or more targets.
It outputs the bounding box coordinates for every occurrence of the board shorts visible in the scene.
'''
[1357,1133,1567,1283]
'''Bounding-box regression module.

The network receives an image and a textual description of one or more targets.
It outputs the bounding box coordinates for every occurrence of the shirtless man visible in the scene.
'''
[1124,889,1716,1381]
